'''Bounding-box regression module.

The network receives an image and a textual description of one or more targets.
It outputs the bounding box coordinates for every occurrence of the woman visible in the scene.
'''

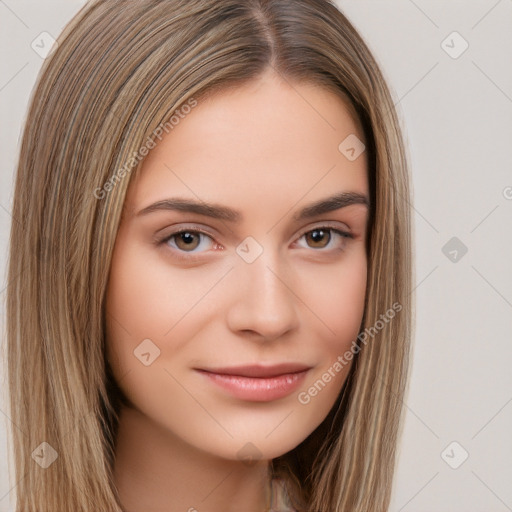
[6,0,413,510]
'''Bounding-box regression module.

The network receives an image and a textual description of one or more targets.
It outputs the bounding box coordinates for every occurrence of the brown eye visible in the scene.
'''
[174,231,201,251]
[296,226,353,252]
[305,228,331,248]
[158,227,217,260]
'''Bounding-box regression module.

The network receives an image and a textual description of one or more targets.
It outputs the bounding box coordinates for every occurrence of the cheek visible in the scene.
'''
[324,260,366,329]
[104,237,232,394]
[105,239,219,346]
[303,249,367,350]
[295,251,367,414]
[105,239,178,376]
[104,242,211,425]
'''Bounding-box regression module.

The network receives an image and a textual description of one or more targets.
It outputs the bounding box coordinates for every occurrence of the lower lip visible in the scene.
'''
[196,369,309,401]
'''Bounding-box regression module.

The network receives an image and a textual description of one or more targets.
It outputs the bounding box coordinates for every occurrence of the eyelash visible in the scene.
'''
[157,224,354,261]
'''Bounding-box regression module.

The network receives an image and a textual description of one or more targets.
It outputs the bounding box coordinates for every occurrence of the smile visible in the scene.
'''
[195,364,311,401]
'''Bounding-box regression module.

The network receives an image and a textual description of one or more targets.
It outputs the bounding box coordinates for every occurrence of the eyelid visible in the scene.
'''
[156,221,352,242]
[154,223,219,244]
[296,221,352,238]
[156,221,354,260]
[155,226,218,263]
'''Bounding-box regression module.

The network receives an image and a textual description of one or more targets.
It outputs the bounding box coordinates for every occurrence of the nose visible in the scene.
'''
[225,248,300,342]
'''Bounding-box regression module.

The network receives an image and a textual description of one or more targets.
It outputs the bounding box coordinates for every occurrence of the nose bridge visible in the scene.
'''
[226,238,299,339]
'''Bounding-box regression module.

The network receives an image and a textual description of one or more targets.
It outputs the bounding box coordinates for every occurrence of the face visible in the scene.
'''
[105,69,369,462]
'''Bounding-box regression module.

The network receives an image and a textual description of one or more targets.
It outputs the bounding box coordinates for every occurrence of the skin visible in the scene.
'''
[105,68,369,512]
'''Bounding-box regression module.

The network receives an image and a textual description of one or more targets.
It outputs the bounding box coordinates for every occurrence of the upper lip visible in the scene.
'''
[196,363,311,378]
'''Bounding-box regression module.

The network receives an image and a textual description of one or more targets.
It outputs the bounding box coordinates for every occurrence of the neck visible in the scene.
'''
[113,405,272,512]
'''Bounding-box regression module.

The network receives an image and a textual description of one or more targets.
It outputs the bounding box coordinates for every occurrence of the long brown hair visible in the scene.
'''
[6,1,413,510]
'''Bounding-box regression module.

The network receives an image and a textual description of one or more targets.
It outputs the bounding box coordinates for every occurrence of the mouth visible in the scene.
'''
[194,363,311,402]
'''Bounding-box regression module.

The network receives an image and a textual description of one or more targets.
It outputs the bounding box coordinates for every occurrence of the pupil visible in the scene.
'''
[181,232,194,244]
[312,229,324,242]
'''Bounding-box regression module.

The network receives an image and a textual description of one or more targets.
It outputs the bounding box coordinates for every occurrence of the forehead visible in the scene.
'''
[125,71,368,216]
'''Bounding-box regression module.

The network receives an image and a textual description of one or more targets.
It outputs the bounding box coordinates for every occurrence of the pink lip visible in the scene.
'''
[195,363,311,402]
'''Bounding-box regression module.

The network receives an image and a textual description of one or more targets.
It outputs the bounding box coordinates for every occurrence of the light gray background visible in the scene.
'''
[1,1,511,511]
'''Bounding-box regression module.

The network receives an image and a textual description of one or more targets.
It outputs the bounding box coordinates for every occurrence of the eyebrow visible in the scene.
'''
[136,192,369,222]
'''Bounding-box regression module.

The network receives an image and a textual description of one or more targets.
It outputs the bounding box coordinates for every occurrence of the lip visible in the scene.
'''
[198,363,312,378]
[195,363,311,402]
